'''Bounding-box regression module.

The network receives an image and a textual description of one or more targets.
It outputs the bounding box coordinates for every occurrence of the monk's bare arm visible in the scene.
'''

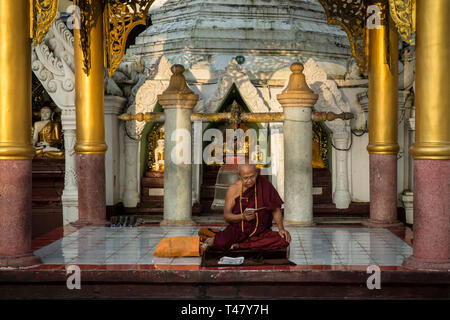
[272,208,285,230]
[223,184,244,224]
[272,208,291,243]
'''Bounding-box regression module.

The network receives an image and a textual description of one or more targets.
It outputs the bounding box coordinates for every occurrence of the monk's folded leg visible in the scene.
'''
[238,230,289,250]
[212,224,247,251]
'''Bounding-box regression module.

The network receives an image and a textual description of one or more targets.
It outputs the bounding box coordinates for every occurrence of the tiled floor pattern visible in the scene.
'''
[33,226,412,266]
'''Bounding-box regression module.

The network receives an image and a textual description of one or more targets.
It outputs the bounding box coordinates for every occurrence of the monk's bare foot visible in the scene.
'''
[230,243,239,250]
[205,237,214,246]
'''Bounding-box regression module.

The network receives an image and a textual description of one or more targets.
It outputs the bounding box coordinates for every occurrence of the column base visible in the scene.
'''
[0,253,41,268]
[283,220,315,227]
[77,154,107,225]
[403,256,450,271]
[368,154,399,224]
[160,219,195,226]
[362,219,404,228]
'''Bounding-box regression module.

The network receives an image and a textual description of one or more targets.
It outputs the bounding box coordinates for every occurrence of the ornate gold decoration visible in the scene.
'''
[31,0,59,45]
[389,0,416,45]
[317,0,368,76]
[104,0,154,77]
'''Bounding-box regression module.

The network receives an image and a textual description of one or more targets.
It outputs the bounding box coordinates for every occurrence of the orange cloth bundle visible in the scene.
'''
[198,227,221,242]
[154,236,201,257]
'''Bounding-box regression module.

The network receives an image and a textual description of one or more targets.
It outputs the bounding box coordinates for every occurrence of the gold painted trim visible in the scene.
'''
[32,0,59,45]
[389,0,416,45]
[73,143,108,154]
[0,145,35,160]
[410,143,450,160]
[367,143,400,154]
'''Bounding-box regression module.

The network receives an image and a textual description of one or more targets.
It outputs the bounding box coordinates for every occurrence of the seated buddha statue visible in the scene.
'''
[312,139,325,168]
[153,139,165,171]
[32,106,64,159]
[250,145,265,169]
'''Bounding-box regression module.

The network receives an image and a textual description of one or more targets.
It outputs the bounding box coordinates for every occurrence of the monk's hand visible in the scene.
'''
[243,209,256,221]
[278,228,291,243]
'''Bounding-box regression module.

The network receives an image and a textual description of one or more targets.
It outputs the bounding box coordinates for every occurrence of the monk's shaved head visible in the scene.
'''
[238,155,258,188]
[238,163,257,175]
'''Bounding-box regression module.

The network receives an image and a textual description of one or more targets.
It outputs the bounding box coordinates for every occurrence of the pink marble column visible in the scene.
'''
[363,154,403,227]
[75,154,107,225]
[403,160,450,271]
[0,160,41,267]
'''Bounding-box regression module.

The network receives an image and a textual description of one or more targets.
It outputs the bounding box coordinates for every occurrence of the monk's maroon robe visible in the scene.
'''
[213,175,289,251]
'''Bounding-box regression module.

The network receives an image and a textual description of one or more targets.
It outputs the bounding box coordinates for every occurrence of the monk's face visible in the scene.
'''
[239,165,258,188]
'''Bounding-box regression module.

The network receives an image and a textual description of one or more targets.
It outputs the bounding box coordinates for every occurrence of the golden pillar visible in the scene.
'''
[409,1,450,160]
[364,0,402,227]
[0,0,41,267]
[367,2,399,155]
[403,0,450,271]
[74,1,107,155]
[73,0,108,225]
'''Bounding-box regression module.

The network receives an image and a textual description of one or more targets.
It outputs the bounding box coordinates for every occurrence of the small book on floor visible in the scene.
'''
[201,246,295,267]
[218,256,244,265]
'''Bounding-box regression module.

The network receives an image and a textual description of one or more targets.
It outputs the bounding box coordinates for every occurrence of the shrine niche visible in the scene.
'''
[32,74,64,159]
[139,103,165,214]
[313,122,330,169]
[147,123,165,172]
[31,73,65,238]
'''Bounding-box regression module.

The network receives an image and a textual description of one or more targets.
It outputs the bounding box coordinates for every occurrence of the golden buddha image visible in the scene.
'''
[152,126,165,171]
[312,139,325,168]
[32,106,64,159]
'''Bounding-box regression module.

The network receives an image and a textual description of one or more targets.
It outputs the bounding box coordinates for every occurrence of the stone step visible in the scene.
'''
[141,177,164,188]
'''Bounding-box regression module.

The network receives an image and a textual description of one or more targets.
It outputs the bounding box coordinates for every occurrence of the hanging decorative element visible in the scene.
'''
[229,100,242,130]
[389,0,416,45]
[104,0,153,77]
[74,0,105,75]
[317,0,368,76]
[31,0,59,45]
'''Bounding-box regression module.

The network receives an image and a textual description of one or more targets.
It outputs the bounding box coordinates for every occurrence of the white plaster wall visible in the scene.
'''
[104,96,126,206]
[349,134,370,202]
[340,86,370,202]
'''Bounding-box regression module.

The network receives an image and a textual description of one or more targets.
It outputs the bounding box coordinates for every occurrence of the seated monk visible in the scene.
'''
[205,161,291,250]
